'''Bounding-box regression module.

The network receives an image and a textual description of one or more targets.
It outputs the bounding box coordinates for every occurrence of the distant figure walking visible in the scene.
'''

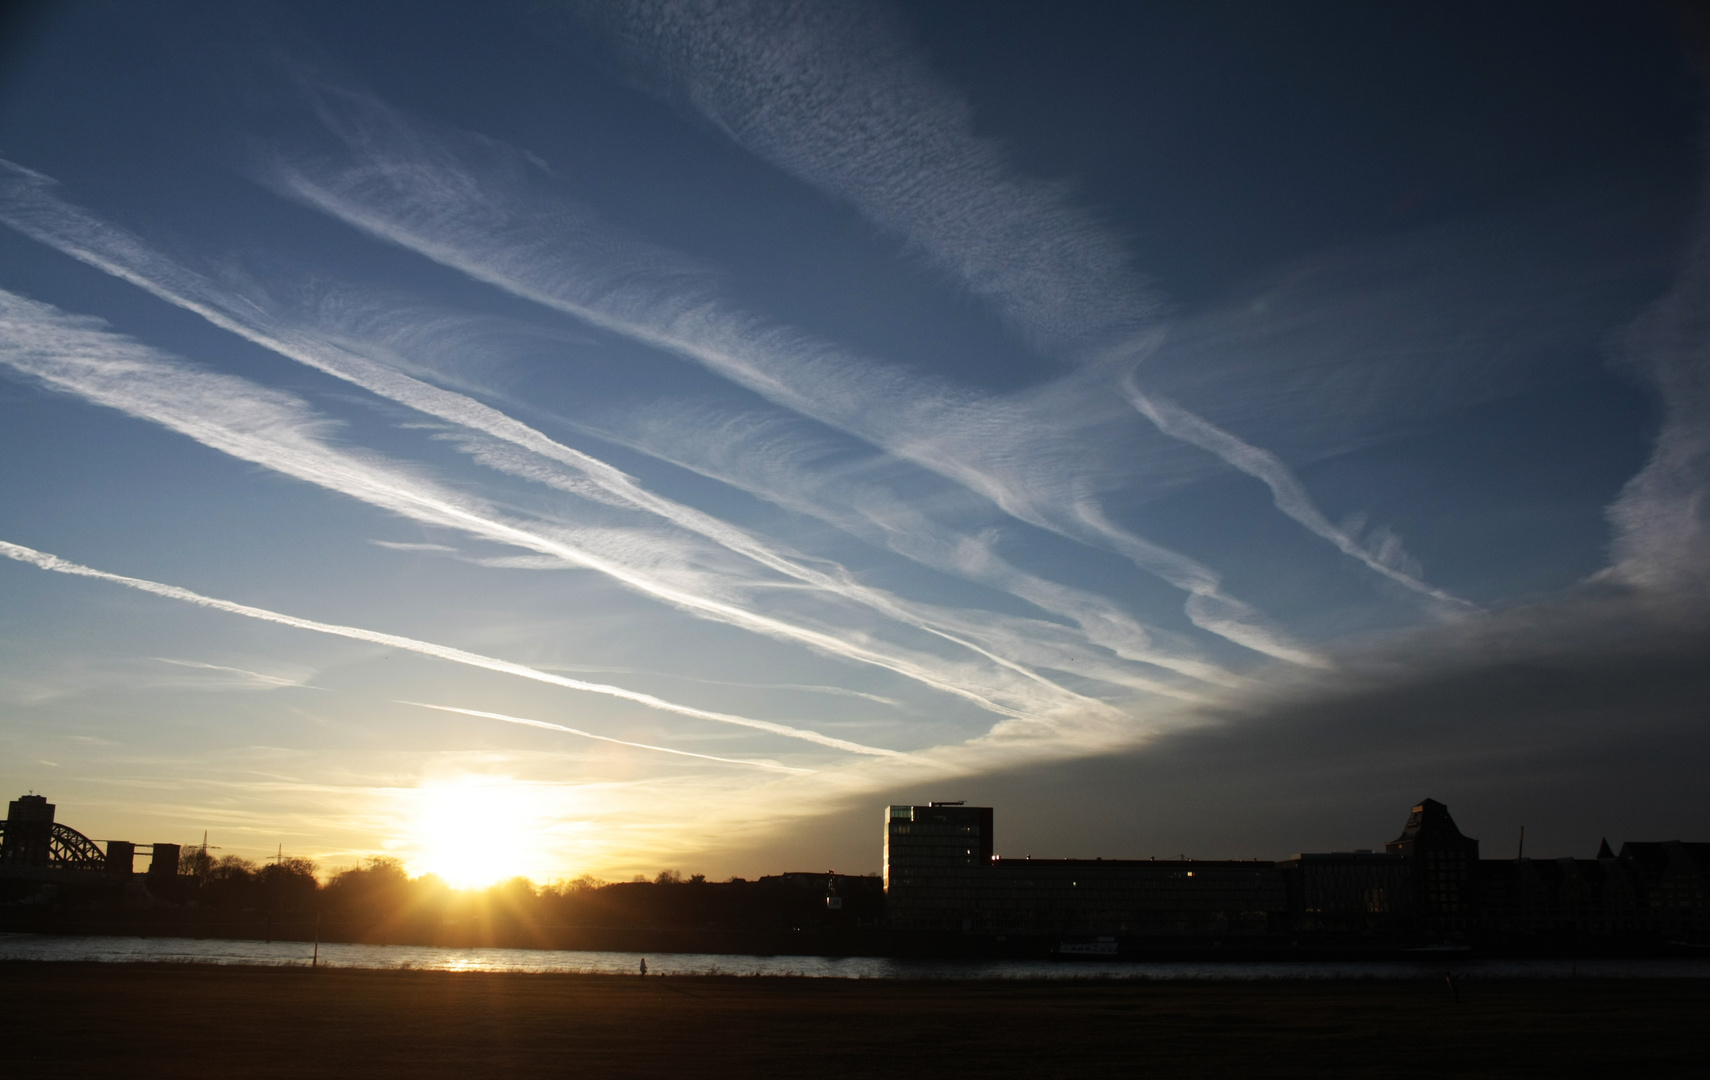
[639,957,647,977]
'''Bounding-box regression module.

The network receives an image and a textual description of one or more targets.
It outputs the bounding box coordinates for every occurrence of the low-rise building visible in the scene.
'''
[881,798,1708,943]
[884,802,1285,935]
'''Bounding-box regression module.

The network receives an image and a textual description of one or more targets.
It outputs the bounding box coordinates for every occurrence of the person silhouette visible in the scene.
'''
[639,957,647,977]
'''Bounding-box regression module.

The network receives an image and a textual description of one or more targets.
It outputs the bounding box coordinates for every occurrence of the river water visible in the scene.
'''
[2,934,1707,979]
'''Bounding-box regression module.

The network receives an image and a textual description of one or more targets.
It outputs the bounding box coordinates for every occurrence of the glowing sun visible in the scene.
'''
[407,776,552,889]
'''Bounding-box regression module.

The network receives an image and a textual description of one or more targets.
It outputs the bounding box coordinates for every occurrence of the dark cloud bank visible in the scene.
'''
[743,586,1710,874]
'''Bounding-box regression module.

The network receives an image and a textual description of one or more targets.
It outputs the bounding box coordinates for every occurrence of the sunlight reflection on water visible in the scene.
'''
[2,935,1708,979]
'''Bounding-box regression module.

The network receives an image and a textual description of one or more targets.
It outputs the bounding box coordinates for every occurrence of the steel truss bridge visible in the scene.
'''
[0,818,112,882]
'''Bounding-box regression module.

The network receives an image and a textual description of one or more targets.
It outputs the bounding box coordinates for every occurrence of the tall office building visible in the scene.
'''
[884,803,993,931]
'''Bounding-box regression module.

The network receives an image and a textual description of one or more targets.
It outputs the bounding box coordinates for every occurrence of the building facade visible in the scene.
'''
[1277,851,1413,933]
[883,803,993,930]
[1385,798,1481,931]
[884,802,1284,935]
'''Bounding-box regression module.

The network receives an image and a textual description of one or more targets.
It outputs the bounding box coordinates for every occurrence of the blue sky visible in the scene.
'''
[1,1,1705,882]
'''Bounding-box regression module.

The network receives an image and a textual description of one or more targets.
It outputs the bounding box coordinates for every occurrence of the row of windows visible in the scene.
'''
[888,824,982,836]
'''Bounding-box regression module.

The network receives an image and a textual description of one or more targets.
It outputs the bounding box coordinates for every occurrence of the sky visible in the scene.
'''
[0,0,1706,886]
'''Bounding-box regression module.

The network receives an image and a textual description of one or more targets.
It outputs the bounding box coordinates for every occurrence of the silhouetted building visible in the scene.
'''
[883,803,1285,935]
[1386,798,1480,930]
[0,795,55,867]
[1277,851,1412,933]
[879,796,1707,945]
[1,794,108,876]
[976,857,1286,936]
[1479,852,1643,936]
[1612,842,1708,937]
[883,803,993,930]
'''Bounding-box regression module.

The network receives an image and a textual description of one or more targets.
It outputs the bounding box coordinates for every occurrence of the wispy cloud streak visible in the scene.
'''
[153,658,323,691]
[531,662,906,706]
[0,538,902,756]
[400,701,813,773]
[1119,374,1472,611]
[605,405,1239,692]
[1605,143,1710,591]
[0,160,1107,717]
[261,83,1318,665]
[578,0,1160,359]
[0,284,1060,719]
[584,0,1455,621]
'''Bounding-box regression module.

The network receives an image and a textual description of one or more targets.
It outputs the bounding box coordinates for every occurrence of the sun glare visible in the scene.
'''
[407,776,552,889]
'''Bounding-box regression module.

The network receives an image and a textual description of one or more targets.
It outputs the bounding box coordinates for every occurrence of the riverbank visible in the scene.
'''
[4,962,1707,1078]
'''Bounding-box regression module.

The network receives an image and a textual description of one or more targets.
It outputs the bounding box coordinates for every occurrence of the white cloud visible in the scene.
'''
[1604,151,1710,592]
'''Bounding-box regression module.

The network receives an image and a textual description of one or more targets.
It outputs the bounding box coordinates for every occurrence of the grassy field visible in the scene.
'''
[3,963,1707,1078]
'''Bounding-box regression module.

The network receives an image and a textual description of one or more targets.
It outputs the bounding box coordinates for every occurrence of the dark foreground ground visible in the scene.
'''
[3,963,1707,1079]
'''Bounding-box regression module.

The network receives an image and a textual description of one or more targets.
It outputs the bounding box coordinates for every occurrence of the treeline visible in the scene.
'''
[172,851,883,939]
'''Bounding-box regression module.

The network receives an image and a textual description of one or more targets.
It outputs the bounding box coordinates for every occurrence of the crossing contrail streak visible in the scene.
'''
[1120,376,1474,610]
[578,1,1456,625]
[0,539,905,758]
[0,159,1097,718]
[399,701,814,773]
[259,88,1321,666]
[0,284,1041,722]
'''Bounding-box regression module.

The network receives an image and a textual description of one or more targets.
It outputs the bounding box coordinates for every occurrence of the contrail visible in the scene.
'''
[582,1,1452,621]
[598,408,1244,690]
[152,657,323,690]
[0,539,905,757]
[0,286,1046,721]
[262,104,1316,666]
[1120,374,1474,611]
[0,160,1098,718]
[400,701,814,773]
[529,662,907,706]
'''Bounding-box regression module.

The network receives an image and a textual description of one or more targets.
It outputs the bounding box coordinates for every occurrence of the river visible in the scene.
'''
[2,933,1707,979]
